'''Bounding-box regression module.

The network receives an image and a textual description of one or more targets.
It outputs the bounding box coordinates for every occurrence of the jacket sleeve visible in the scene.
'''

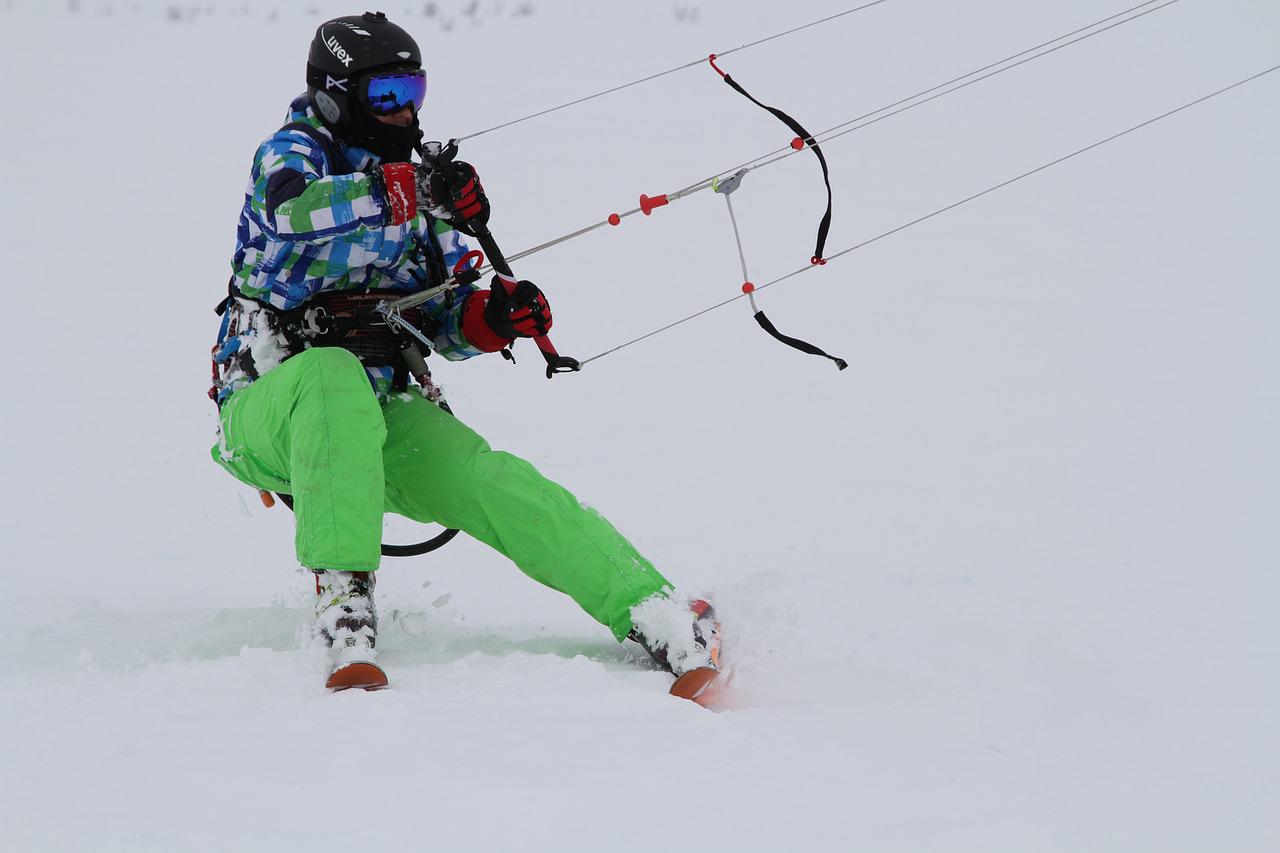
[249,130,389,243]
[411,220,494,362]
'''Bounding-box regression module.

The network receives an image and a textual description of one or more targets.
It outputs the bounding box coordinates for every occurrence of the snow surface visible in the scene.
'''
[3,1,1278,850]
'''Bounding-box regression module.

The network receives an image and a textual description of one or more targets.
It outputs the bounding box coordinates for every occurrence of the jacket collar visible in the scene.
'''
[288,94,380,172]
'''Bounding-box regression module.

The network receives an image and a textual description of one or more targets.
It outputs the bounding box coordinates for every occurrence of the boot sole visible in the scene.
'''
[670,666,719,702]
[326,661,389,691]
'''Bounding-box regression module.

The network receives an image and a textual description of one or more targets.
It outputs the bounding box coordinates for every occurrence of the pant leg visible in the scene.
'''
[211,348,387,571]
[381,393,670,640]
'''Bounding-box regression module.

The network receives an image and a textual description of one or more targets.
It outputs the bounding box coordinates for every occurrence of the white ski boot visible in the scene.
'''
[313,570,388,691]
[629,593,722,700]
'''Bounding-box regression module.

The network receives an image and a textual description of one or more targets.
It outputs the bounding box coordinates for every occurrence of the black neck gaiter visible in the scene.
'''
[349,107,423,163]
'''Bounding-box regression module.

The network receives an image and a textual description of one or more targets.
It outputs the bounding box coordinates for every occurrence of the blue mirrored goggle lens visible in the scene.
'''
[363,71,427,115]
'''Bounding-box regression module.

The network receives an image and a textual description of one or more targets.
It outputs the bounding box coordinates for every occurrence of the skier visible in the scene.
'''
[208,11,719,695]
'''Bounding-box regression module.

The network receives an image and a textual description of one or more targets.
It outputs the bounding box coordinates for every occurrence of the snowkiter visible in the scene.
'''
[208,11,719,693]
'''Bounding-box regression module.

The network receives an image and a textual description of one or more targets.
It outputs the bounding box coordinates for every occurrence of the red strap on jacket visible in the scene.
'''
[380,162,417,226]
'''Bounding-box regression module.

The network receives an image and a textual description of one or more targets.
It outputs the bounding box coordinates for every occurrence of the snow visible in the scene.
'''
[629,590,717,674]
[3,0,1279,850]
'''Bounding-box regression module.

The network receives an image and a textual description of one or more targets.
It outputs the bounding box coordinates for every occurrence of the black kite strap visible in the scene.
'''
[711,56,832,264]
[754,310,848,371]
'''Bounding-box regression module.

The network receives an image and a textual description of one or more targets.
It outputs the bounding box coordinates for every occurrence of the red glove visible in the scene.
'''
[421,161,491,228]
[460,277,553,352]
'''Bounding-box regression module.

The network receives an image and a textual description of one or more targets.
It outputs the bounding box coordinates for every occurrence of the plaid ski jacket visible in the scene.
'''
[211,95,485,404]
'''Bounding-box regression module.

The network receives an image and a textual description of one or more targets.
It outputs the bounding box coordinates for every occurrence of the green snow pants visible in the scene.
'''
[211,347,669,640]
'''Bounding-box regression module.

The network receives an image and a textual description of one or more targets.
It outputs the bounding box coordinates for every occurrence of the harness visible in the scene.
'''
[286,289,433,389]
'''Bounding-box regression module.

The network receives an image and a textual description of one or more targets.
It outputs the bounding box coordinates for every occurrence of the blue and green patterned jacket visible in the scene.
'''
[211,95,484,403]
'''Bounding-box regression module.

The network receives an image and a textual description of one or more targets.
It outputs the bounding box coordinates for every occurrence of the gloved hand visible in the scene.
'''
[460,276,553,353]
[417,160,490,228]
[486,277,552,338]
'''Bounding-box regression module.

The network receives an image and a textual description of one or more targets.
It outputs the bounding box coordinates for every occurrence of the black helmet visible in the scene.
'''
[306,11,425,160]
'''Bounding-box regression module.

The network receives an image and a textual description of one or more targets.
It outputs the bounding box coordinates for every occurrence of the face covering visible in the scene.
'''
[349,106,423,163]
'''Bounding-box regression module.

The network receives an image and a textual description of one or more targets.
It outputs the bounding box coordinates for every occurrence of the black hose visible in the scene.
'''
[275,493,461,558]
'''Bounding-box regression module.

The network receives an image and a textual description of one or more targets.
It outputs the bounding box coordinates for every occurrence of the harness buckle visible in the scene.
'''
[302,305,331,337]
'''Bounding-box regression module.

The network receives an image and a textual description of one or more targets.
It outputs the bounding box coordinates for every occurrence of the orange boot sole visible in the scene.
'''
[326,661,389,691]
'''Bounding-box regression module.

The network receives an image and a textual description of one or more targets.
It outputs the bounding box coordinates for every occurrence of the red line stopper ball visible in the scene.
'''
[791,137,805,150]
[741,281,756,294]
[608,213,621,226]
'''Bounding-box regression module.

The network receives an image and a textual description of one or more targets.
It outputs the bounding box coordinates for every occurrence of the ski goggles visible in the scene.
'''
[360,69,427,116]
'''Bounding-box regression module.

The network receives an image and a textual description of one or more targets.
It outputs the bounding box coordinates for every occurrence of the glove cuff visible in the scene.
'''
[379,162,418,226]
[460,291,513,353]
